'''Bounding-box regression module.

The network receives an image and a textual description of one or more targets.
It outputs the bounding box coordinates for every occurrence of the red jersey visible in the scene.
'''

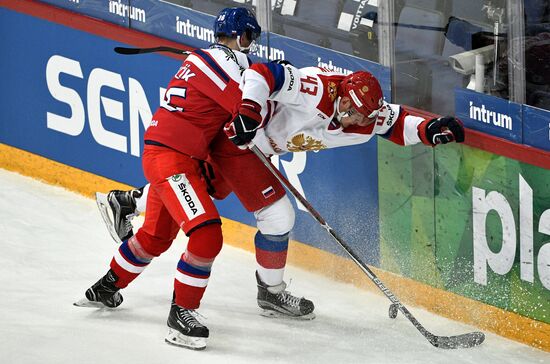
[144,45,250,160]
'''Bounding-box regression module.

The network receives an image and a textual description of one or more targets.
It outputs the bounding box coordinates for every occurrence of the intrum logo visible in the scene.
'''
[469,101,512,130]
[316,57,353,75]
[176,16,215,43]
[109,0,146,22]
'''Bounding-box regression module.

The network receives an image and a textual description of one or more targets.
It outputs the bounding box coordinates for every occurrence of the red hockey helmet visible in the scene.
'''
[339,71,383,119]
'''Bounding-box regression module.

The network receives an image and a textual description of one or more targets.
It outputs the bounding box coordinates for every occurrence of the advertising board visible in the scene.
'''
[0,5,380,264]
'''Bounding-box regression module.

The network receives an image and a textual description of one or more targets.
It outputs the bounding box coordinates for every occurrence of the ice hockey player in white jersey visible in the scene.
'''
[225,62,463,153]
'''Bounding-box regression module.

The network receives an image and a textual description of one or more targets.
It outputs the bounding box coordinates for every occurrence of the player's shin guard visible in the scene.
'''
[254,231,289,286]
[109,236,153,288]
[173,223,223,309]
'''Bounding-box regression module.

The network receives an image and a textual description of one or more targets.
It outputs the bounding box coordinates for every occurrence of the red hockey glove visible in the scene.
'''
[224,99,262,147]
[418,116,465,146]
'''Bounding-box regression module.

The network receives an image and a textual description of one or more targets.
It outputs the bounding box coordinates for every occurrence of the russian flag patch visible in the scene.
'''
[262,186,275,199]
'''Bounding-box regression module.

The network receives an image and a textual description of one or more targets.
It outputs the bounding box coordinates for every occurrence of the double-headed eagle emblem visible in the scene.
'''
[286,133,326,152]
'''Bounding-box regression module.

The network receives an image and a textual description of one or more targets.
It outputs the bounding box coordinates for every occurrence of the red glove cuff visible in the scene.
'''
[238,99,262,124]
[417,119,434,147]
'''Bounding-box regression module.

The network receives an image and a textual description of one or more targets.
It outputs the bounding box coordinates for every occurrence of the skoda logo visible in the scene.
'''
[172,174,182,182]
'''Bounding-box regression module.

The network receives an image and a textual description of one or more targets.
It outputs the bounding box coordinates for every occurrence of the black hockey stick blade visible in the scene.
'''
[396,303,485,349]
[114,46,191,56]
[430,331,485,349]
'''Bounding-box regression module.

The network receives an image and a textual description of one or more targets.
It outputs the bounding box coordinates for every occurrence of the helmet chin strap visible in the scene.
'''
[237,35,253,53]
[335,97,355,122]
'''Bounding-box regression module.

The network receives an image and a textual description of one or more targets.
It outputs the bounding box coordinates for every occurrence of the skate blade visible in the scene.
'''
[165,327,207,350]
[95,192,123,244]
[260,309,316,320]
[73,297,109,308]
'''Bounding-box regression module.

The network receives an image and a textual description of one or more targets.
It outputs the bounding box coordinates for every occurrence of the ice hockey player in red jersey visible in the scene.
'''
[74,7,313,351]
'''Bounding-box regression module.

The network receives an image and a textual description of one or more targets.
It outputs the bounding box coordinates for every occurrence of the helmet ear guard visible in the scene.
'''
[339,71,384,119]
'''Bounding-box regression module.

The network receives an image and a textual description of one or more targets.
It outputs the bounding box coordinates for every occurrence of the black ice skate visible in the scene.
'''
[256,271,315,320]
[96,187,143,244]
[74,269,123,308]
[165,303,209,350]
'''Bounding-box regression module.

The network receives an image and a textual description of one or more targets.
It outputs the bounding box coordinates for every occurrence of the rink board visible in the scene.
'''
[1,0,549,351]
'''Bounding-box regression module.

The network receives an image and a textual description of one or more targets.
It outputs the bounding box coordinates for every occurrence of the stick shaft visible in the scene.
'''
[249,144,484,349]
[114,46,191,56]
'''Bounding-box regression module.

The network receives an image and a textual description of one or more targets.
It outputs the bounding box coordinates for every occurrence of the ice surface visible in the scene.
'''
[0,169,547,364]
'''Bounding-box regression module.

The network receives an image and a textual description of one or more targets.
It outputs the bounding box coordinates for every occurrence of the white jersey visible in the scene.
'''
[242,64,427,155]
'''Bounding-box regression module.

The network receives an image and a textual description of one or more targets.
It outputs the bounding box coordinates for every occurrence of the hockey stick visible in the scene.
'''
[114,46,191,56]
[249,144,485,349]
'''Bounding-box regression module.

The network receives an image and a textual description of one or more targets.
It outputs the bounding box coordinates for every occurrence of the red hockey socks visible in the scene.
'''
[173,223,223,309]
[109,235,155,288]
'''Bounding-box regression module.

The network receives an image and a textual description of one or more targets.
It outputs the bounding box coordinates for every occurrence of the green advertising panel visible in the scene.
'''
[378,141,438,284]
[379,140,550,324]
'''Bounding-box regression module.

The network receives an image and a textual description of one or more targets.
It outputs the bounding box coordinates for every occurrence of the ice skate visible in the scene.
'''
[74,269,123,308]
[255,271,315,320]
[96,188,142,244]
[165,303,209,350]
